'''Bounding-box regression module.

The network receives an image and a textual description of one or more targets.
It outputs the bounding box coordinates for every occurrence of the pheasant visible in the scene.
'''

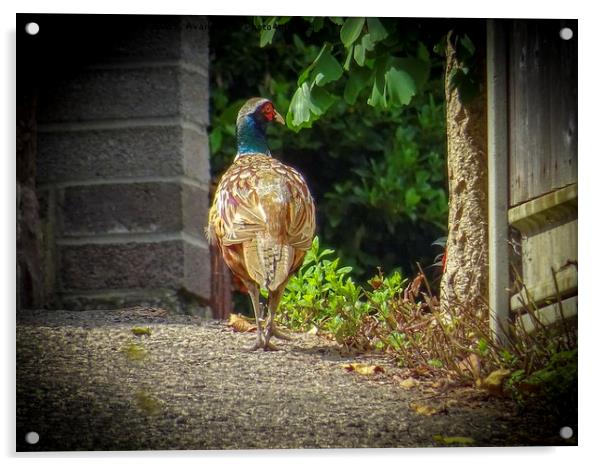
[207,97,316,350]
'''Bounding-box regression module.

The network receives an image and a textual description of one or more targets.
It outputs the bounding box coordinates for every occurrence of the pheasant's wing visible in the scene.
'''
[284,165,315,251]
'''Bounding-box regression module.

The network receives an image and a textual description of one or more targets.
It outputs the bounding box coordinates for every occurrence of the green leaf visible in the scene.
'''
[460,34,476,56]
[353,42,366,66]
[343,67,371,105]
[343,46,353,71]
[329,17,344,25]
[260,18,277,47]
[340,18,365,47]
[368,76,386,108]
[311,86,336,115]
[385,66,417,106]
[478,337,489,355]
[361,33,375,52]
[287,82,336,130]
[405,187,421,207]
[289,83,312,127]
[314,50,343,86]
[367,58,387,108]
[292,34,305,50]
[353,34,375,67]
[428,358,443,368]
[297,43,329,86]
[312,17,325,32]
[367,18,388,42]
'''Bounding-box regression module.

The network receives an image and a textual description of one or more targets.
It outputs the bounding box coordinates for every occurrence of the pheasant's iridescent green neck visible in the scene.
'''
[236,115,271,156]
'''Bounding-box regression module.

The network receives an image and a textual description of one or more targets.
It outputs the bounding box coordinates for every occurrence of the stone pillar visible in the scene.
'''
[35,15,211,313]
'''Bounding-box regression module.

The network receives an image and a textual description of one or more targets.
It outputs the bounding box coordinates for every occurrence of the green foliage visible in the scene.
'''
[256,16,432,131]
[276,237,367,335]
[325,95,447,226]
[276,237,409,350]
[505,349,577,419]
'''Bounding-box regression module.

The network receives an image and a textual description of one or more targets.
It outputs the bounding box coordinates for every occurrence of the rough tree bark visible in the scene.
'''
[440,31,489,318]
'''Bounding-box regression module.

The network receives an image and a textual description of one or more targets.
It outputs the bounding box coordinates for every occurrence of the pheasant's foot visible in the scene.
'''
[246,331,265,352]
[246,342,263,352]
[271,326,293,341]
[262,340,280,351]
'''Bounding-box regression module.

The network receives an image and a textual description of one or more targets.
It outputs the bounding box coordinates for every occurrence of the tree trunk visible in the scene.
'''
[440,31,488,318]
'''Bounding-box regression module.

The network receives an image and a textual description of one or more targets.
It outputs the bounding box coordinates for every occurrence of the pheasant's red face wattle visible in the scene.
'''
[261,102,275,121]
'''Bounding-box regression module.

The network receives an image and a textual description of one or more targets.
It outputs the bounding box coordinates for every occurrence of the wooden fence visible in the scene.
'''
[488,19,577,335]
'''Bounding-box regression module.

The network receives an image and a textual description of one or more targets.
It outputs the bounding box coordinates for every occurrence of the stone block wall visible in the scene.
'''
[31,15,211,313]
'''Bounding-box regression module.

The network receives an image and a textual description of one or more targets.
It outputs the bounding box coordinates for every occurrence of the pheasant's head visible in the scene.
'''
[237,97,285,126]
[236,97,285,156]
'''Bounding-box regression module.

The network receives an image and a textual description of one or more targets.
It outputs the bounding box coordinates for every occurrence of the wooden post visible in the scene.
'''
[210,244,232,320]
[486,19,510,345]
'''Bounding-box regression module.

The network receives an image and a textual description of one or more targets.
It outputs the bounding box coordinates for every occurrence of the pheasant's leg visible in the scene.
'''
[264,287,285,350]
[245,282,265,351]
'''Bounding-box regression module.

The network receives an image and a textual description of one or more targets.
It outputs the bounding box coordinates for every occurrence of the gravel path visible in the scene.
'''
[16,308,571,451]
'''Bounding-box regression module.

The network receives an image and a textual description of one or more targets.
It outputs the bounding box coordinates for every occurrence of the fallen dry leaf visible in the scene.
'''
[482,368,512,397]
[458,354,481,379]
[131,326,152,336]
[412,364,433,378]
[343,363,385,376]
[410,402,441,416]
[306,325,319,336]
[433,435,475,445]
[399,377,418,389]
[227,314,256,333]
[430,378,450,390]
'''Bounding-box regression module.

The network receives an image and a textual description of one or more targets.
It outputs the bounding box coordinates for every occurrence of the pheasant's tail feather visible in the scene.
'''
[243,235,293,291]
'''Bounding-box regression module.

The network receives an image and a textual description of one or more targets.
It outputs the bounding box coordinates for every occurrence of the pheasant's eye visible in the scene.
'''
[261,102,274,120]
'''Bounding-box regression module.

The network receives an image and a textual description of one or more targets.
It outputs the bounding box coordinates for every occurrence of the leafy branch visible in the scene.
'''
[256,17,432,131]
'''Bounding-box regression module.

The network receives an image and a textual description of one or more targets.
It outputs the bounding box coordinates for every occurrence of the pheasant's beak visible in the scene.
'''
[273,109,285,125]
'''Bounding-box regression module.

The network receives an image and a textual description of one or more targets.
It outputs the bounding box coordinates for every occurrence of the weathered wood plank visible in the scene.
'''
[508,183,577,234]
[518,295,577,334]
[508,20,577,206]
[511,261,577,311]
